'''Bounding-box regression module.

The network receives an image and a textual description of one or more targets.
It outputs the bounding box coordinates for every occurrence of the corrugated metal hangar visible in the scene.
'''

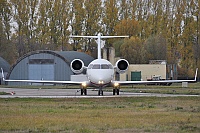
[0,57,10,85]
[6,50,94,85]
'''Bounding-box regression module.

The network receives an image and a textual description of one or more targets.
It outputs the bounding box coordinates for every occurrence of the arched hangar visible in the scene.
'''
[6,50,94,85]
[0,57,10,85]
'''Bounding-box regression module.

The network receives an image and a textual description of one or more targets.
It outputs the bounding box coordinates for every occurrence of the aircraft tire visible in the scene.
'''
[98,89,103,96]
[117,89,120,95]
[98,90,100,96]
[81,88,87,95]
[113,89,116,95]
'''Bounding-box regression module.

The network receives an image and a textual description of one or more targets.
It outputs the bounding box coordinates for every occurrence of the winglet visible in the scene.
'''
[1,68,5,81]
[194,68,198,81]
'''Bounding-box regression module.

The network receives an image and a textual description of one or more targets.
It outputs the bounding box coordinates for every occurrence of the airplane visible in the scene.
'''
[1,33,198,96]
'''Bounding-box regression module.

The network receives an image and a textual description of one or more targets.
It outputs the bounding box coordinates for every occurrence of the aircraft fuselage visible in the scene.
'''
[87,59,114,87]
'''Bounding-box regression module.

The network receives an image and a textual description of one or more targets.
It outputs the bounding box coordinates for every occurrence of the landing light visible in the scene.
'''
[98,81,104,84]
[82,82,87,87]
[114,82,119,87]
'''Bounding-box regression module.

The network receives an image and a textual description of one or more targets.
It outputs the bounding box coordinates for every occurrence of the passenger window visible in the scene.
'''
[92,64,100,69]
[101,64,109,69]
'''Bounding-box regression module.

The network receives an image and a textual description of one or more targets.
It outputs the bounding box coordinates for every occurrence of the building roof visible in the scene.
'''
[0,57,10,72]
[8,50,94,76]
[7,50,94,78]
[55,51,94,66]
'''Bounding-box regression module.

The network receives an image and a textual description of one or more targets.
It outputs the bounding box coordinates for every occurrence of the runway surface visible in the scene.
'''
[0,87,199,98]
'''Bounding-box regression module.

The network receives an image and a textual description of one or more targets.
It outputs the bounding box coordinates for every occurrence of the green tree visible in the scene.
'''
[179,1,196,74]
[120,37,145,64]
[118,0,134,20]
[37,0,51,49]
[70,0,85,51]
[193,0,200,70]
[103,0,118,35]
[144,34,167,62]
[115,18,139,37]
[35,0,71,51]
[0,0,17,64]
[103,0,118,60]
[113,39,124,57]
[82,0,102,56]
[11,0,39,56]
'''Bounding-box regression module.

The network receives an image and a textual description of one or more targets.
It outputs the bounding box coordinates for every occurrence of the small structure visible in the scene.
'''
[6,50,94,85]
[119,60,177,81]
[120,64,166,81]
[0,57,10,85]
[103,47,115,65]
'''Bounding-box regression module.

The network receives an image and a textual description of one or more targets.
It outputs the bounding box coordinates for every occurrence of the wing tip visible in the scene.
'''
[1,68,5,81]
[195,68,198,81]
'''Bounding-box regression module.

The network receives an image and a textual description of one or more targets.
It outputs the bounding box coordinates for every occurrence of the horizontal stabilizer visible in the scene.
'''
[70,33,129,59]
[100,36,129,38]
[70,35,129,39]
[70,36,99,38]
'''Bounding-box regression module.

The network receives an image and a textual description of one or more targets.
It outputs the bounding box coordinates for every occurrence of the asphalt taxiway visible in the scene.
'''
[0,88,199,98]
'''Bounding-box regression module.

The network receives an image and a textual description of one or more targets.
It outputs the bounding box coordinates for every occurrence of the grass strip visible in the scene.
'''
[0,97,200,132]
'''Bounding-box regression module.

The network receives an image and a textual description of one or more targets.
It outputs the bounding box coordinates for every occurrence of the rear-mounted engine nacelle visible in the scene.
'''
[115,59,129,74]
[70,59,85,74]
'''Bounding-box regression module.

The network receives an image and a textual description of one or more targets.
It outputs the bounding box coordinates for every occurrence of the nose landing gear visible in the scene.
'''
[98,87,103,96]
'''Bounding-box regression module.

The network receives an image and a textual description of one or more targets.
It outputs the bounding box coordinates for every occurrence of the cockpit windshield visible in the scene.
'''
[101,64,109,69]
[92,64,100,69]
[88,64,113,69]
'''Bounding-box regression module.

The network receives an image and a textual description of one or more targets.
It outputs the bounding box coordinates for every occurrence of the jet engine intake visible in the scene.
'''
[70,59,85,74]
[115,59,129,74]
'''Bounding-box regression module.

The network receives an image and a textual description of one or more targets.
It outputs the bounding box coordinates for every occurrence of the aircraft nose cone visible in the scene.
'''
[94,75,105,84]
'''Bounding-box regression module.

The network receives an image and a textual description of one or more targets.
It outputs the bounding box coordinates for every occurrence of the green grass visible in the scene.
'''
[0,97,200,132]
[121,87,200,95]
[0,91,7,95]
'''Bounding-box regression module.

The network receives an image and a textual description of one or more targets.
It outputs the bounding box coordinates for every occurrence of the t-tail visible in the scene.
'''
[71,33,129,59]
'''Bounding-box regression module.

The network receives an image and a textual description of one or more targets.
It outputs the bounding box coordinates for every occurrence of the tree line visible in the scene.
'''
[0,0,199,77]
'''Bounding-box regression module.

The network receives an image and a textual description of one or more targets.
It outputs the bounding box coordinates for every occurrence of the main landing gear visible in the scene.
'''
[98,87,120,96]
[81,88,87,95]
[113,87,120,95]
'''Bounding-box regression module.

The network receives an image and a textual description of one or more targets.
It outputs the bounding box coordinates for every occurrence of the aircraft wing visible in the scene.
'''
[113,68,198,85]
[2,79,84,85]
[1,68,85,85]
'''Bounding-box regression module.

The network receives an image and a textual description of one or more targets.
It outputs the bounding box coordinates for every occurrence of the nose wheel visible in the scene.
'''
[98,87,103,96]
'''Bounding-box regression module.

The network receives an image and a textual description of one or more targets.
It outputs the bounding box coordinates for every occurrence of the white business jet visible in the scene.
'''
[1,33,198,96]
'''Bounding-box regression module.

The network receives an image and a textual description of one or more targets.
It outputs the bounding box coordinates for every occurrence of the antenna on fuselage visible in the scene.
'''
[70,33,129,59]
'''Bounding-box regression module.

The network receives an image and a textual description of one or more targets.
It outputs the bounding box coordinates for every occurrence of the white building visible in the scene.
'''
[120,64,167,81]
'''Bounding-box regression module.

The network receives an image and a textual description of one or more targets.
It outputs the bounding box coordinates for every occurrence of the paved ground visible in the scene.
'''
[0,87,199,98]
